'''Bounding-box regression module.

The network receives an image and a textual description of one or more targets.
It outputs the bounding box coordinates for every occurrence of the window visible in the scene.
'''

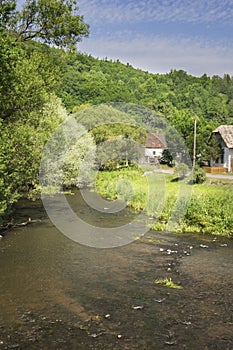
[153,151,156,156]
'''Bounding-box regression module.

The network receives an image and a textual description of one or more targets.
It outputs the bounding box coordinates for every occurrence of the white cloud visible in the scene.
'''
[78,0,233,25]
[78,32,233,76]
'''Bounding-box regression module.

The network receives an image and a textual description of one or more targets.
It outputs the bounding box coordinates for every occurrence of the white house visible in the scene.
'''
[145,132,167,163]
[210,125,233,172]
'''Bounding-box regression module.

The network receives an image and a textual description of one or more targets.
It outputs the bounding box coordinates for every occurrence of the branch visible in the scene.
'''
[0,218,42,234]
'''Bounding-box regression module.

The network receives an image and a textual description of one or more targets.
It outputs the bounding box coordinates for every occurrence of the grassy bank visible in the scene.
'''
[96,167,233,237]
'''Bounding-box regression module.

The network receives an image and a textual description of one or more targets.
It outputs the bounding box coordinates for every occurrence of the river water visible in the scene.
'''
[0,192,232,349]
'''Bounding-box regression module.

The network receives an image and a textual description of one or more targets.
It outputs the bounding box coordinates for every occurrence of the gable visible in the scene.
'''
[213,125,233,149]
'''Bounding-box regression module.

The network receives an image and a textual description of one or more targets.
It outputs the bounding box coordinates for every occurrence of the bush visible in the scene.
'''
[116,179,134,202]
[192,166,206,184]
[175,163,190,179]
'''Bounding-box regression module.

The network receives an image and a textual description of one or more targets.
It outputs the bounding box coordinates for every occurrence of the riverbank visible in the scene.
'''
[96,167,233,237]
[1,166,233,238]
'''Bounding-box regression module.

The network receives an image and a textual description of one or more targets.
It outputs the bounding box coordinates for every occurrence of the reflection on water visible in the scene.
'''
[0,193,232,349]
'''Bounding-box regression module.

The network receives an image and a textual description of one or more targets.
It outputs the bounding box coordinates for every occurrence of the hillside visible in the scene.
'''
[59,52,233,121]
[58,51,233,161]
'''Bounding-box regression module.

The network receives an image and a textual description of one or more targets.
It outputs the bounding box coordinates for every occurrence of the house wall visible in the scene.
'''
[224,148,233,172]
[210,147,233,172]
[145,148,164,158]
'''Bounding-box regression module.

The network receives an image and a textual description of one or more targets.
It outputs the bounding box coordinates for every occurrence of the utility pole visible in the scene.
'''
[193,118,197,168]
[125,151,128,167]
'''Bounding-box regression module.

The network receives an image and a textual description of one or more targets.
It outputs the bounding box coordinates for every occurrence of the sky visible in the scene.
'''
[76,0,233,77]
[17,0,233,77]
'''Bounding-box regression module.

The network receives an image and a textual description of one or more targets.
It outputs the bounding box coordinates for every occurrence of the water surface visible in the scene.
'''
[0,193,232,349]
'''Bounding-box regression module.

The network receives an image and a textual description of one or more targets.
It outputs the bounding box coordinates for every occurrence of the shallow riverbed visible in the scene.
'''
[0,192,232,349]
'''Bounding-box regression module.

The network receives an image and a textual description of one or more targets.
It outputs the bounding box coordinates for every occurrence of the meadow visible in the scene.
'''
[96,167,233,237]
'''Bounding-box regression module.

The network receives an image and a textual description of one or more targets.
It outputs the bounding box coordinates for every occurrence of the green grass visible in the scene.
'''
[96,167,233,237]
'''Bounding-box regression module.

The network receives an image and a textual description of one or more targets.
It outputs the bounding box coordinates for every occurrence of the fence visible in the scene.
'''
[203,166,227,174]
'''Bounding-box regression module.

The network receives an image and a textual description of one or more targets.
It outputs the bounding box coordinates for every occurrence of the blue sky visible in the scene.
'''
[17,0,233,77]
[76,0,233,77]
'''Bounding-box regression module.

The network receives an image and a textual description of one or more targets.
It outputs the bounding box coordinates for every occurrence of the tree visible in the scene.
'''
[2,0,89,49]
[0,36,62,121]
[160,149,174,167]
[0,94,69,223]
[62,129,96,187]
[0,0,16,30]
[206,133,223,163]
[0,0,90,221]
[0,0,89,122]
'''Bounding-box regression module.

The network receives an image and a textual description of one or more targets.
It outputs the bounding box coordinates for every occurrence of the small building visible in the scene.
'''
[210,125,233,172]
[145,132,167,164]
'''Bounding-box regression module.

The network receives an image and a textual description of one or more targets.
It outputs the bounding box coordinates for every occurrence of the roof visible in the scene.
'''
[213,125,233,148]
[145,132,167,149]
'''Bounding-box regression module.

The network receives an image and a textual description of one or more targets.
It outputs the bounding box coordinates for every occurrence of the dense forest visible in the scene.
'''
[1,0,233,223]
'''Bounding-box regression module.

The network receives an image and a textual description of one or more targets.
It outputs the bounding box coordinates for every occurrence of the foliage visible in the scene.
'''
[62,130,95,187]
[96,167,147,208]
[58,55,233,164]
[1,0,89,49]
[0,0,16,30]
[206,133,223,162]
[73,104,146,170]
[160,149,174,166]
[175,163,190,179]
[2,0,233,232]
[192,166,207,184]
[180,189,233,235]
[0,0,89,221]
[0,95,67,222]
[154,278,183,289]
[74,104,136,132]
[0,32,64,123]
[116,179,134,202]
[96,168,233,236]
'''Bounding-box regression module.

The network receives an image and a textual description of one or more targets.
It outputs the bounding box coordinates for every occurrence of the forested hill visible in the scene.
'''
[55,51,233,163]
[59,51,233,126]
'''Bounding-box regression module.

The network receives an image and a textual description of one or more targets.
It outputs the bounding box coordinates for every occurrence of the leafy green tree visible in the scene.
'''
[0,95,67,222]
[62,129,95,187]
[0,0,16,30]
[160,149,174,167]
[2,0,89,49]
[206,133,223,163]
[0,0,90,221]
[0,37,62,121]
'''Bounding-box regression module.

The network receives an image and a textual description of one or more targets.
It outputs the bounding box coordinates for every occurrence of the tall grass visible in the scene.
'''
[96,167,233,237]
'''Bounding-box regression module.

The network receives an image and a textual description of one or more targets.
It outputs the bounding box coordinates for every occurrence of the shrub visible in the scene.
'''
[192,165,206,184]
[175,163,190,179]
[116,179,134,202]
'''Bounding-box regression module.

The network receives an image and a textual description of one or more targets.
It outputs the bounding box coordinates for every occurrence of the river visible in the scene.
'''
[0,192,232,349]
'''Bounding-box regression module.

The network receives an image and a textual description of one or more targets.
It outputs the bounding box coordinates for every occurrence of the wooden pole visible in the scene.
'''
[193,118,197,168]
